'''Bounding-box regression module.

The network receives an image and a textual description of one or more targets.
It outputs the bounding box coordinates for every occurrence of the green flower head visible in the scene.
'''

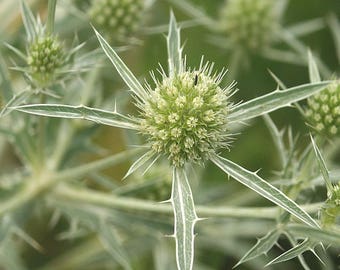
[219,0,278,51]
[89,0,145,40]
[304,81,340,137]
[27,35,64,88]
[139,63,233,167]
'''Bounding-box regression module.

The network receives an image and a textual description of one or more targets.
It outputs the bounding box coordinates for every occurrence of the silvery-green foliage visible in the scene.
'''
[0,1,339,270]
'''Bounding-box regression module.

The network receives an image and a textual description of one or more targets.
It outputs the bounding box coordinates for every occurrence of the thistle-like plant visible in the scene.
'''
[13,11,336,269]
[89,0,146,42]
[165,0,332,78]
[6,0,94,93]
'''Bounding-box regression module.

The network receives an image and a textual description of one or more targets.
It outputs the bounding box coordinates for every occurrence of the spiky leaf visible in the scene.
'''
[93,28,147,102]
[229,81,330,122]
[310,135,333,195]
[171,168,198,270]
[266,239,314,266]
[210,155,319,228]
[167,12,182,77]
[235,229,281,267]
[14,104,139,130]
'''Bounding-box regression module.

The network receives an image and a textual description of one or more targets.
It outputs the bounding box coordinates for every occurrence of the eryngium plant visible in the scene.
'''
[304,80,340,137]
[7,0,92,91]
[14,11,335,269]
[89,0,145,41]
[219,0,278,51]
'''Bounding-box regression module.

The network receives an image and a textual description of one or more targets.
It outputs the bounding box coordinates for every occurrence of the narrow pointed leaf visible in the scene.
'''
[210,155,319,228]
[123,150,156,179]
[288,224,340,246]
[167,12,182,77]
[310,135,333,195]
[235,229,280,267]
[266,239,313,266]
[14,104,139,130]
[93,28,147,101]
[0,90,32,117]
[308,51,321,83]
[99,222,133,270]
[20,0,37,42]
[171,168,198,270]
[263,115,286,167]
[46,0,57,33]
[327,14,340,63]
[0,53,13,102]
[229,81,329,122]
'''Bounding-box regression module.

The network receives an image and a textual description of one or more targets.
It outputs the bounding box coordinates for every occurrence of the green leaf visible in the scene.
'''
[310,135,333,195]
[235,229,281,267]
[93,28,148,102]
[20,0,37,42]
[327,13,340,63]
[13,104,139,130]
[266,239,313,266]
[0,53,14,102]
[171,168,199,270]
[308,51,321,83]
[210,155,319,228]
[0,90,32,117]
[229,81,330,122]
[99,221,133,270]
[123,150,157,179]
[288,224,340,246]
[46,0,57,34]
[263,115,286,168]
[167,12,182,77]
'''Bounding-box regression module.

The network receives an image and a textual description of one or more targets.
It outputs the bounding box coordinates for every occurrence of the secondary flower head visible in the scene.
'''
[219,0,278,51]
[89,0,145,41]
[139,63,232,167]
[27,35,64,88]
[304,81,340,137]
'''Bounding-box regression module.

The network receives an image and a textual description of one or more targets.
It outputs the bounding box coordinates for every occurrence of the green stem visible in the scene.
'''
[0,148,141,217]
[37,93,46,171]
[53,184,322,220]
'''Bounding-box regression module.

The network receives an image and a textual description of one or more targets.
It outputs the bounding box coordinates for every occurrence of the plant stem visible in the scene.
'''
[0,148,141,217]
[53,184,322,220]
[37,93,46,171]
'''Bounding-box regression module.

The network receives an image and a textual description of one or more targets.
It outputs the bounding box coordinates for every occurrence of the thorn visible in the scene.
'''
[159,199,172,204]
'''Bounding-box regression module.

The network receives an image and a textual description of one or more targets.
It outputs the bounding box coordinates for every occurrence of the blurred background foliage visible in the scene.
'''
[0,0,339,269]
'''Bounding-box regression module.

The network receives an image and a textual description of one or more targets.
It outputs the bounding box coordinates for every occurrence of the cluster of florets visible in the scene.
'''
[219,0,277,51]
[27,35,64,87]
[89,0,144,40]
[304,81,340,137]
[139,68,231,167]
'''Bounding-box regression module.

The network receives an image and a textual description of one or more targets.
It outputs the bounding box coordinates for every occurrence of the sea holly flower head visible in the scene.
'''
[89,0,145,41]
[139,64,233,167]
[304,81,340,137]
[219,0,278,51]
[27,34,65,88]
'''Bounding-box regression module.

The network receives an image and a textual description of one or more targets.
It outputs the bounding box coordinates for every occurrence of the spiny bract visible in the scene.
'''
[89,0,144,40]
[27,35,64,87]
[304,81,340,137]
[219,0,278,51]
[139,66,232,167]
[320,182,340,227]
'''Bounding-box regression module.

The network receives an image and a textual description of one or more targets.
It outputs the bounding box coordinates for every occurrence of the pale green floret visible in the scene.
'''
[305,81,340,137]
[89,0,144,40]
[139,70,231,167]
[27,35,64,87]
[219,0,278,51]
